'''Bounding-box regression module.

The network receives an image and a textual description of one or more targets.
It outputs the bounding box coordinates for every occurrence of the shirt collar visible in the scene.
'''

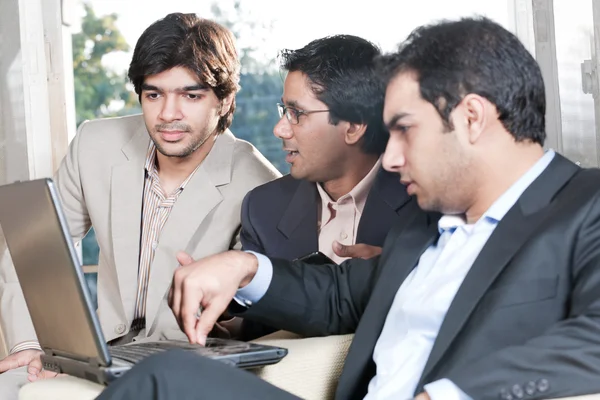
[144,142,158,174]
[144,141,200,195]
[316,157,382,214]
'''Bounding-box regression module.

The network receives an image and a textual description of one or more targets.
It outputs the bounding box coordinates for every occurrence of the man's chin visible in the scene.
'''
[290,167,325,183]
[289,165,306,180]
[155,143,193,158]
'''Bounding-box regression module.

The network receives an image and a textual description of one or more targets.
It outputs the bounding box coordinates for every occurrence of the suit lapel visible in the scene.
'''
[418,154,580,386]
[359,211,440,338]
[110,124,149,323]
[357,169,411,245]
[276,180,319,256]
[145,131,236,332]
[336,210,440,399]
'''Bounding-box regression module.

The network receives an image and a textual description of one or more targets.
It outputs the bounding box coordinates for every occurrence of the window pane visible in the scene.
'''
[554,0,597,166]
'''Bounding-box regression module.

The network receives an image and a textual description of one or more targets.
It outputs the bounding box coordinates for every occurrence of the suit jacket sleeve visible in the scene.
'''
[0,122,92,351]
[54,121,93,240]
[239,190,264,253]
[237,189,275,339]
[233,254,380,337]
[447,192,600,400]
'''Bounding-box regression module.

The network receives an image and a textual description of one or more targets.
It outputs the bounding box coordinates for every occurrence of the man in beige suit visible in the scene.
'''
[0,13,280,398]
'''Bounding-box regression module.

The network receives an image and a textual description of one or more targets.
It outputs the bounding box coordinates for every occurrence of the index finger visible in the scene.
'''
[181,286,204,343]
[194,297,230,346]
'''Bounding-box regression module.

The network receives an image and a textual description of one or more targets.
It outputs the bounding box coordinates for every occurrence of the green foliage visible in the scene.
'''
[72,2,140,125]
[210,1,288,173]
[232,70,287,173]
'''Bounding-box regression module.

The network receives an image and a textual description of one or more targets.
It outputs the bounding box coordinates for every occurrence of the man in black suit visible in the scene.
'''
[239,35,412,339]
[241,35,410,264]
[98,17,600,400]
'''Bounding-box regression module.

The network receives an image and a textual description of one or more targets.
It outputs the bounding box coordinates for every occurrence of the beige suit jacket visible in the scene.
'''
[0,114,281,351]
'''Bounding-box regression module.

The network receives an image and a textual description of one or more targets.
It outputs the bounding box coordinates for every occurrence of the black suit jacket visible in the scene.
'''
[240,168,412,260]
[233,154,600,400]
[238,168,413,339]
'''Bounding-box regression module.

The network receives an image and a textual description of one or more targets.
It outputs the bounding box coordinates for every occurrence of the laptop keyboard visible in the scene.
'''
[109,339,268,366]
[109,344,168,364]
[108,340,225,364]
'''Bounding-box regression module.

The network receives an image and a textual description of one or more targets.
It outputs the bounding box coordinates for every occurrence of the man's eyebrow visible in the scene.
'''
[385,112,411,130]
[140,83,209,92]
[179,84,209,92]
[141,84,161,92]
[284,99,303,109]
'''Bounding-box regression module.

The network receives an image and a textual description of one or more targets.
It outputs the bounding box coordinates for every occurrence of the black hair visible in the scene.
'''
[128,13,240,134]
[378,16,546,144]
[280,35,388,154]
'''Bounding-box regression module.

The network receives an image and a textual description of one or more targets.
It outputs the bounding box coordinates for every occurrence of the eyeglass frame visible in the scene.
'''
[277,102,329,125]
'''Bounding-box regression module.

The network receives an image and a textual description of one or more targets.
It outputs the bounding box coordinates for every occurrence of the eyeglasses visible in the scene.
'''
[277,103,329,125]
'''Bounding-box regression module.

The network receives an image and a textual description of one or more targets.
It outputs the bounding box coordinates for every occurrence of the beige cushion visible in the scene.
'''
[19,376,103,400]
[251,332,355,400]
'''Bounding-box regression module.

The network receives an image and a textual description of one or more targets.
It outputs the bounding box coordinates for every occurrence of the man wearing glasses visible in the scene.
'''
[237,35,417,340]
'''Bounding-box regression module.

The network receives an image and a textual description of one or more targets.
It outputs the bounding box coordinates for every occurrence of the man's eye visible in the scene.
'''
[145,93,160,100]
[391,125,410,134]
[186,94,202,100]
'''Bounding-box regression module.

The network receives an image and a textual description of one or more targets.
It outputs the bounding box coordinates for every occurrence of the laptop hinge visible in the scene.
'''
[43,347,103,367]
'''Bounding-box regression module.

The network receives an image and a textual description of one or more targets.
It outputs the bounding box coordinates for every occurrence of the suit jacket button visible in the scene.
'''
[525,381,536,395]
[499,388,513,400]
[537,379,550,393]
[511,384,524,399]
[115,323,126,334]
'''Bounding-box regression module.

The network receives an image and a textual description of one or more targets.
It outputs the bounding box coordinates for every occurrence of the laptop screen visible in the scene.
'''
[0,179,110,365]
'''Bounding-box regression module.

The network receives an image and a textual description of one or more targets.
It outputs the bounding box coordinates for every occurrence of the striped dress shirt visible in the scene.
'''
[131,142,199,330]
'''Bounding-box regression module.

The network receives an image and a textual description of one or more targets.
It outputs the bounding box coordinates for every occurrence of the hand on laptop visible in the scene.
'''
[168,250,259,346]
[333,241,383,259]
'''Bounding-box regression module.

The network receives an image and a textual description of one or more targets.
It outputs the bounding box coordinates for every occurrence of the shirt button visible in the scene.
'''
[340,232,348,240]
[115,324,126,335]
[152,241,158,250]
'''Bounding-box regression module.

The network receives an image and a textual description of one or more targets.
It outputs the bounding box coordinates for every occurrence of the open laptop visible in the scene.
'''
[0,178,287,385]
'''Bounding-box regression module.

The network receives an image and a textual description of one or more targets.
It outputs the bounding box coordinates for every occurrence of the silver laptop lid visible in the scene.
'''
[0,178,111,366]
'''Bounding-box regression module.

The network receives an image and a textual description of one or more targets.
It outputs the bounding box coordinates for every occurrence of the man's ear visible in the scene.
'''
[461,94,487,144]
[344,123,368,146]
[220,94,235,116]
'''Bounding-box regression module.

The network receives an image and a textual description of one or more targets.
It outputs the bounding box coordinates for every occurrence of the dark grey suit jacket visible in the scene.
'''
[240,168,412,260]
[233,154,600,400]
[238,168,414,339]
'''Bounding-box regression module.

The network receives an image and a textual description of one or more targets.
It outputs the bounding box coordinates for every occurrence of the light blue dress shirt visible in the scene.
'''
[237,150,555,399]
